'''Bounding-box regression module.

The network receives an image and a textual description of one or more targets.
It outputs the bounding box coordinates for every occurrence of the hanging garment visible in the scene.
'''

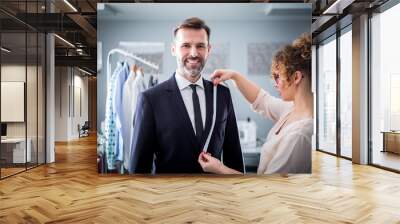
[148,74,159,88]
[104,61,130,170]
[153,75,158,86]
[122,68,147,171]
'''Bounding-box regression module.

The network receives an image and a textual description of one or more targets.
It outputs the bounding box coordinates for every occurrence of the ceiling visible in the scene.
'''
[98,3,311,21]
[0,0,391,76]
[0,0,98,73]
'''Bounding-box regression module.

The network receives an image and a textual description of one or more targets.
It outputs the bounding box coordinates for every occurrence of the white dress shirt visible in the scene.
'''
[122,69,147,170]
[251,89,313,174]
[175,72,206,134]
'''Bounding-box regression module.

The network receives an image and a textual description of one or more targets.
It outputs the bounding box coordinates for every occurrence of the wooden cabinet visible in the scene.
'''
[382,131,400,154]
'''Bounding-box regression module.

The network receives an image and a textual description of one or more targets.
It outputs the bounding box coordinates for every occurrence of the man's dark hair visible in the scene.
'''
[173,17,211,42]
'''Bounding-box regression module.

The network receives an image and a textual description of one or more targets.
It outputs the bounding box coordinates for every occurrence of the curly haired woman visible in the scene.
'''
[198,34,313,174]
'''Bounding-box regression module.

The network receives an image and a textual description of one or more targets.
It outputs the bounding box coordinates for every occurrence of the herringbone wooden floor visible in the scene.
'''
[1,135,400,223]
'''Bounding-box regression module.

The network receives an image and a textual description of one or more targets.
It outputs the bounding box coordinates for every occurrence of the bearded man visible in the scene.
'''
[128,17,244,174]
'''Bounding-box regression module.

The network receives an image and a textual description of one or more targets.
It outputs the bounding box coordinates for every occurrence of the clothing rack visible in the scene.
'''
[103,48,160,173]
[107,48,159,85]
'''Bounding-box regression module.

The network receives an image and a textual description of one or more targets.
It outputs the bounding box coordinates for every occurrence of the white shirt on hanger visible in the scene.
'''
[122,69,147,170]
[175,72,206,133]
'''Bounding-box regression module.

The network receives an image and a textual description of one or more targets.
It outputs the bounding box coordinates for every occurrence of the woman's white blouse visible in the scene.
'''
[251,89,313,174]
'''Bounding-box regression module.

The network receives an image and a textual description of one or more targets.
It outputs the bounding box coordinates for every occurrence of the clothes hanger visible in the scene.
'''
[130,63,135,77]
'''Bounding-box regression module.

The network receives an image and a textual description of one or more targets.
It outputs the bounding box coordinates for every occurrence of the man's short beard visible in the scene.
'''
[177,58,206,78]
[183,67,202,78]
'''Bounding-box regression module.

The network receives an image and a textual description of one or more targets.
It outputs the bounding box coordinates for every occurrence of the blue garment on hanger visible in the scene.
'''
[104,61,130,170]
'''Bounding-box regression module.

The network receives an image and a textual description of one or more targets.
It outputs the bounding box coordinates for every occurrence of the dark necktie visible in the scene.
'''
[189,84,203,142]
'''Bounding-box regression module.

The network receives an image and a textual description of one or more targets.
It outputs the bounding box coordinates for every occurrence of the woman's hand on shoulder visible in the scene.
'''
[210,69,240,86]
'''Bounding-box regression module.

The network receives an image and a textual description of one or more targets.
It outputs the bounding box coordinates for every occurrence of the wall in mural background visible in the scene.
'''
[135,53,164,74]
[119,42,164,74]
[247,42,286,75]
[203,43,230,75]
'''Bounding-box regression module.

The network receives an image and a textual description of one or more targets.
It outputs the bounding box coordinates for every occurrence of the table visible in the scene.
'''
[1,138,31,163]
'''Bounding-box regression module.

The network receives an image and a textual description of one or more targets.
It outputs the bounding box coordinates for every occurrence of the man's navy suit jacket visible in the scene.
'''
[128,74,244,174]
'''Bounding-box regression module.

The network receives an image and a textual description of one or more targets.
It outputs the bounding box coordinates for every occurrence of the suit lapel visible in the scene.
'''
[166,74,199,149]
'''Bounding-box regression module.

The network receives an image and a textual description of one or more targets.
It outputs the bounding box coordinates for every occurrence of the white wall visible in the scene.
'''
[54,67,89,141]
[1,65,26,140]
[72,72,89,138]
[55,67,68,141]
[1,64,46,163]
[1,65,40,137]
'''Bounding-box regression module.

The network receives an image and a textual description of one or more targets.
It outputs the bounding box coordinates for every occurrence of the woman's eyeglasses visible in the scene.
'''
[272,73,281,85]
[272,72,304,85]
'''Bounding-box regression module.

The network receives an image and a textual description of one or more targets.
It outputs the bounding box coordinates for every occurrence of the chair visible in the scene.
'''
[79,121,90,138]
